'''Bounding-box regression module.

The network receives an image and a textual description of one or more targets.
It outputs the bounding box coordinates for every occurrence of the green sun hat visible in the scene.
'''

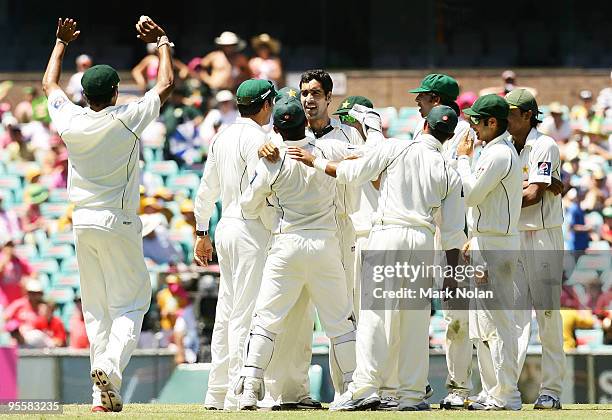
[333,96,374,116]
[236,79,276,105]
[426,105,458,134]
[463,94,510,120]
[409,74,460,102]
[275,86,300,101]
[273,96,306,129]
[81,64,120,97]
[505,88,541,116]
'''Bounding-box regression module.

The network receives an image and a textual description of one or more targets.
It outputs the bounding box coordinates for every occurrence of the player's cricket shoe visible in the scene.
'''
[99,390,123,412]
[465,391,488,407]
[440,392,467,409]
[91,368,113,391]
[534,394,562,410]
[378,396,399,411]
[399,401,431,411]
[425,384,434,399]
[236,377,264,410]
[91,368,123,412]
[328,392,381,411]
[467,396,504,411]
[280,396,323,410]
[91,406,110,413]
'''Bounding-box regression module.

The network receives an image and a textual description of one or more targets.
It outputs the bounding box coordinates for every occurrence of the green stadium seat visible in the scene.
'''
[40,202,68,218]
[166,173,201,192]
[55,273,80,289]
[149,160,179,177]
[48,188,69,203]
[60,256,79,273]
[50,231,74,246]
[14,244,38,260]
[30,258,60,275]
[40,244,74,260]
[46,287,75,304]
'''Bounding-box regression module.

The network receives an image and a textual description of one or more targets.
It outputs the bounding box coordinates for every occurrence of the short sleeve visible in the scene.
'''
[113,89,161,136]
[528,139,559,185]
[47,90,83,135]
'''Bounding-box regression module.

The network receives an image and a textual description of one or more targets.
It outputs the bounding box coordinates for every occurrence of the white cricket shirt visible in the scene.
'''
[241,137,356,234]
[456,132,522,237]
[47,89,160,227]
[511,129,564,231]
[194,117,268,230]
[335,134,466,250]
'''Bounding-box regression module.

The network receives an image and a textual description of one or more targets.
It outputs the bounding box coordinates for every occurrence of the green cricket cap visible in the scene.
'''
[333,96,374,115]
[463,94,509,121]
[426,105,458,135]
[505,88,541,115]
[275,86,300,101]
[236,79,276,105]
[273,96,306,129]
[81,64,120,97]
[409,73,459,102]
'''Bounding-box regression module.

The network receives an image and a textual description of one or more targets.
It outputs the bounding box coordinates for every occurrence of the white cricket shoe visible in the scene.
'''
[91,368,123,412]
[534,394,562,410]
[440,392,467,409]
[238,377,264,410]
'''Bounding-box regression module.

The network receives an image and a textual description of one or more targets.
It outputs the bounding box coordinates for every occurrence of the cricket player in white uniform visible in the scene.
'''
[43,17,174,412]
[234,96,358,410]
[291,106,466,411]
[194,79,276,411]
[409,74,477,409]
[505,89,566,410]
[455,94,523,410]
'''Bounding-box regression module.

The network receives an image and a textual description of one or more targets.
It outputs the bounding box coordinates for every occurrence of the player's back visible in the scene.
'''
[208,118,267,220]
[265,140,338,234]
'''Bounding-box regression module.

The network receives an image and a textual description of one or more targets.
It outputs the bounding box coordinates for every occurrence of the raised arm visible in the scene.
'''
[42,18,81,97]
[135,17,174,104]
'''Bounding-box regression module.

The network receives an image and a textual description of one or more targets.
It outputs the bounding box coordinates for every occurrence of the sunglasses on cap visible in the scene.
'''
[340,114,357,124]
[469,115,483,125]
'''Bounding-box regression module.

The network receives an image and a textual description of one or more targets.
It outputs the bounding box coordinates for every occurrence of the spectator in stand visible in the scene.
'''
[172,199,196,234]
[132,44,190,93]
[41,149,68,189]
[199,31,251,92]
[13,87,36,123]
[540,102,572,143]
[3,278,43,332]
[560,288,595,351]
[596,70,612,118]
[69,294,89,349]
[198,90,238,145]
[156,274,190,331]
[602,207,612,244]
[160,85,203,165]
[5,122,35,162]
[20,185,48,237]
[173,304,199,364]
[32,301,66,347]
[0,239,33,306]
[65,54,92,105]
[249,33,283,87]
[565,188,592,251]
[570,90,594,121]
[479,70,537,97]
[581,169,608,213]
[141,214,183,265]
[0,192,21,243]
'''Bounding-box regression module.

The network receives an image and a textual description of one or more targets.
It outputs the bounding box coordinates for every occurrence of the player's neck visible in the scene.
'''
[512,127,530,153]
[308,116,331,133]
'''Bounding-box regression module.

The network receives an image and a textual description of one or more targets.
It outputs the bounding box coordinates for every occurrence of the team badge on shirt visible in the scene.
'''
[537,161,551,176]
[51,96,66,110]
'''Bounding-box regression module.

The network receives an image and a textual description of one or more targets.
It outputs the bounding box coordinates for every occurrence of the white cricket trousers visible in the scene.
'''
[350,225,433,407]
[468,235,522,410]
[204,217,270,410]
[73,211,151,404]
[250,231,356,395]
[354,231,399,396]
[515,227,566,399]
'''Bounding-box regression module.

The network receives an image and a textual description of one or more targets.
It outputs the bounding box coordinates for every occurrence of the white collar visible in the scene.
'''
[283,137,310,147]
[415,133,443,152]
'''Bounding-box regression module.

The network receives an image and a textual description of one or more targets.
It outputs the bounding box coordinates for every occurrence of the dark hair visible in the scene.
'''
[523,109,541,128]
[441,99,461,117]
[238,96,273,117]
[85,87,117,108]
[431,127,453,143]
[300,69,333,95]
[277,122,306,141]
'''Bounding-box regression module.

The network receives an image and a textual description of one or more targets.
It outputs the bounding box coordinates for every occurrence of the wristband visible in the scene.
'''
[157,35,174,49]
[195,230,208,237]
[313,157,329,172]
[56,39,68,46]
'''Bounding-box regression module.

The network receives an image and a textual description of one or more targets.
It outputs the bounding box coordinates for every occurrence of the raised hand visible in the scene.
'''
[136,16,166,43]
[287,147,315,167]
[56,18,80,44]
[456,129,474,157]
[258,142,280,162]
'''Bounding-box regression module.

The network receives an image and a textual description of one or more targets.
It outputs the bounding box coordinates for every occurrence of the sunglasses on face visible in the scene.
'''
[340,114,357,124]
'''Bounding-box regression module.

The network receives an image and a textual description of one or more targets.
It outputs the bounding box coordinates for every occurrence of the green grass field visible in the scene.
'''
[3,404,612,419]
